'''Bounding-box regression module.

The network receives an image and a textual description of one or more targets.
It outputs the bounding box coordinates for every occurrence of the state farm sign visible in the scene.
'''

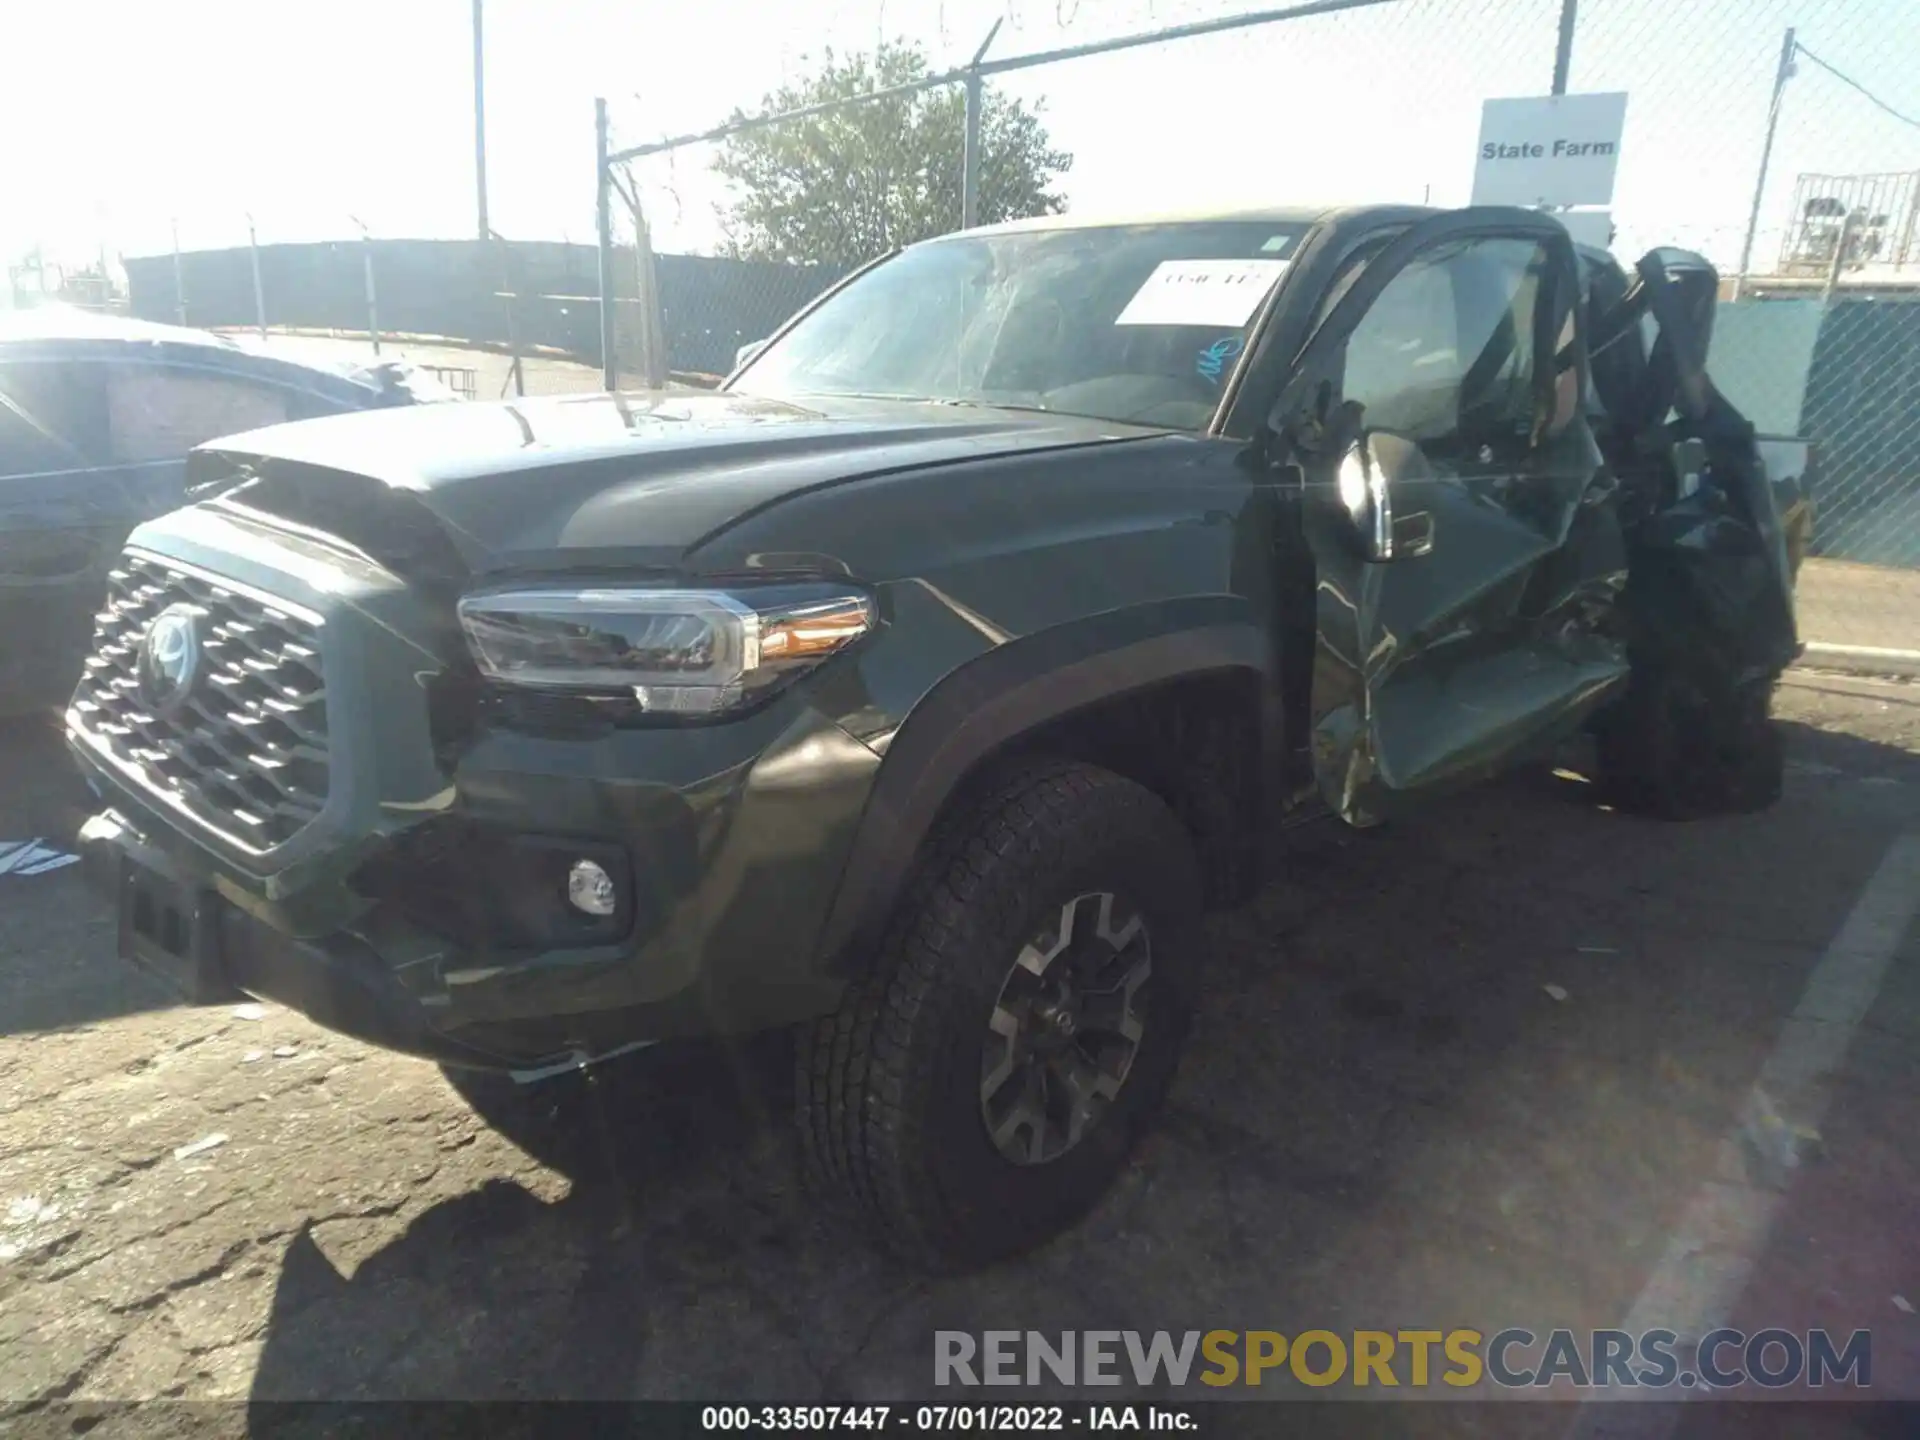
[1470,92,1628,208]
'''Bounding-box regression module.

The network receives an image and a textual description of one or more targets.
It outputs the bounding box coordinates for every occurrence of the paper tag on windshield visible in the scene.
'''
[1114,259,1290,327]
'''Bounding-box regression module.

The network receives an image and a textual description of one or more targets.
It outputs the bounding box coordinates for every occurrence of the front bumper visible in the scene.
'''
[77,807,512,1067]
[67,504,886,1072]
[75,703,884,1069]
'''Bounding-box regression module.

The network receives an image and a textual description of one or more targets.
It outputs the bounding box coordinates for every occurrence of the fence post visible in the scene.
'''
[473,0,490,240]
[962,71,983,231]
[1894,174,1920,274]
[596,97,618,392]
[627,194,668,388]
[1549,0,1577,94]
[960,21,1001,232]
[1733,26,1797,301]
[248,216,267,339]
[494,232,526,398]
[1823,209,1858,305]
[171,219,186,325]
[351,221,381,356]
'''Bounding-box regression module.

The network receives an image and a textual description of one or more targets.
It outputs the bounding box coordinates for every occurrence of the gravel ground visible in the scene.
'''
[1,673,1917,1434]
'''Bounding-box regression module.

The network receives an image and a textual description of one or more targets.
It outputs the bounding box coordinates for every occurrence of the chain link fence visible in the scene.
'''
[1799,303,1920,568]
[121,225,614,401]
[594,0,1918,659]
[110,0,1918,657]
[1789,295,1920,666]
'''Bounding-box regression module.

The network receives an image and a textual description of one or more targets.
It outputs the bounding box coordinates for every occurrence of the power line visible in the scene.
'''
[1793,41,1920,133]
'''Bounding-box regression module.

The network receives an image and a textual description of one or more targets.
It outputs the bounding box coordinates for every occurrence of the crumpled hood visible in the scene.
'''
[198,390,1158,566]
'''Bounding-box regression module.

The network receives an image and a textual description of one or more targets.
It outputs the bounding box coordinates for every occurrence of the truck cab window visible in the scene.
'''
[1339,236,1551,464]
[1340,252,1460,443]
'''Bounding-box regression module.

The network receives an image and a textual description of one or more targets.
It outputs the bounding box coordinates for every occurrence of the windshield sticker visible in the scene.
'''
[1261,234,1295,254]
[1196,335,1245,382]
[1115,259,1290,328]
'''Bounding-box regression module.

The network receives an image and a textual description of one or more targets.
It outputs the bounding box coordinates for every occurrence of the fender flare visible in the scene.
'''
[814,596,1281,973]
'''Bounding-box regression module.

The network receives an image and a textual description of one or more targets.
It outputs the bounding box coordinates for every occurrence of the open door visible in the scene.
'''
[1269,207,1631,824]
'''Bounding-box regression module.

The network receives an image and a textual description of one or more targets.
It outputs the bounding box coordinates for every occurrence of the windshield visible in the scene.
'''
[731,220,1311,430]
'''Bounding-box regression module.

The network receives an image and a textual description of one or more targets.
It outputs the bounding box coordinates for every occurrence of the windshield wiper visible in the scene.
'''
[766,389,1058,416]
[919,397,1055,416]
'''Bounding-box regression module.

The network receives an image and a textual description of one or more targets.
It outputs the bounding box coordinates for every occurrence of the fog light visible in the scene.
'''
[566,858,617,917]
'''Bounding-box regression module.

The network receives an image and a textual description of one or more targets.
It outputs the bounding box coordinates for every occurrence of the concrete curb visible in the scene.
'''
[1795,642,1920,680]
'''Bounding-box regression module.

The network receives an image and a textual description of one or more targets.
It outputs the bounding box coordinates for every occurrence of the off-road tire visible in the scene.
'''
[797,760,1204,1271]
[1594,670,1784,820]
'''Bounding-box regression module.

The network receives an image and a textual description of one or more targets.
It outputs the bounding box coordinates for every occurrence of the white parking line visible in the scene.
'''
[1562,831,1920,1436]
[0,838,80,877]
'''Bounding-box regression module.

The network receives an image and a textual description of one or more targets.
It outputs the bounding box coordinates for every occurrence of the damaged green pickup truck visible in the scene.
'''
[67,204,1807,1270]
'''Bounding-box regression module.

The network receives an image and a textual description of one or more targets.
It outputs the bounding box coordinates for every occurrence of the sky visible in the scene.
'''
[3,0,1917,278]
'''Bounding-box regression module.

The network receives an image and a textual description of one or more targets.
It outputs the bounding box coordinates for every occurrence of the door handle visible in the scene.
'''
[1392,509,1436,557]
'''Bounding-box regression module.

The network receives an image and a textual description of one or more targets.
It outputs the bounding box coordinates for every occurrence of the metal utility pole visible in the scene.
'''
[473,0,490,240]
[247,214,267,339]
[595,97,617,391]
[1550,0,1577,94]
[1732,27,1798,300]
[960,19,1002,231]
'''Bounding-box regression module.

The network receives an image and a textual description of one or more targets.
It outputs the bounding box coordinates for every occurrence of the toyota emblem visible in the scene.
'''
[138,604,204,715]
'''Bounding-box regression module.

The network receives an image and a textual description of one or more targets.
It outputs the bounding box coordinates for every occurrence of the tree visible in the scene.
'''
[712,42,1072,269]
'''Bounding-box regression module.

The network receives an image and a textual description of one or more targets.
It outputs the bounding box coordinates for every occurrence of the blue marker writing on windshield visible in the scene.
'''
[1197,335,1245,382]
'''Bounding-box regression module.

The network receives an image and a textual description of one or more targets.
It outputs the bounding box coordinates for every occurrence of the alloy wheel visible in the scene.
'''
[979,890,1152,1166]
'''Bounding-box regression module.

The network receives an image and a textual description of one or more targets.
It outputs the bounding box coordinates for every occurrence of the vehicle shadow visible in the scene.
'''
[1776,712,1920,785]
[1512,715,1920,812]
[235,711,1919,1419]
[244,1032,858,1411]
[0,711,96,839]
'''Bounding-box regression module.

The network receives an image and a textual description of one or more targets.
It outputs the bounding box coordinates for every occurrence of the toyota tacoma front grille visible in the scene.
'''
[68,552,329,852]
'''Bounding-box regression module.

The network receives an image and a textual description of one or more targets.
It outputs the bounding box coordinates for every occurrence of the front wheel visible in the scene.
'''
[797,761,1204,1271]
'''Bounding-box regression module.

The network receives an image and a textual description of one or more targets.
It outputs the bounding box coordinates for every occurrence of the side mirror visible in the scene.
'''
[1336,432,1435,562]
[734,339,768,371]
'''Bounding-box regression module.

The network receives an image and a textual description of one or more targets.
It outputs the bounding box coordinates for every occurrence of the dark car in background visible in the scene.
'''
[0,311,458,716]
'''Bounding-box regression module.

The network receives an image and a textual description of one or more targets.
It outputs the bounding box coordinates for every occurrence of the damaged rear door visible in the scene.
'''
[1271,208,1630,823]
[1586,246,1801,695]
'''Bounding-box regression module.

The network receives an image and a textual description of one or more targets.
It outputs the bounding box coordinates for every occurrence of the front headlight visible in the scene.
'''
[456,583,876,716]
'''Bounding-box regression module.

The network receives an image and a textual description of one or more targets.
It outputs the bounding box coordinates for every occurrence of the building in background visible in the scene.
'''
[1740,169,1920,300]
[6,251,125,313]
